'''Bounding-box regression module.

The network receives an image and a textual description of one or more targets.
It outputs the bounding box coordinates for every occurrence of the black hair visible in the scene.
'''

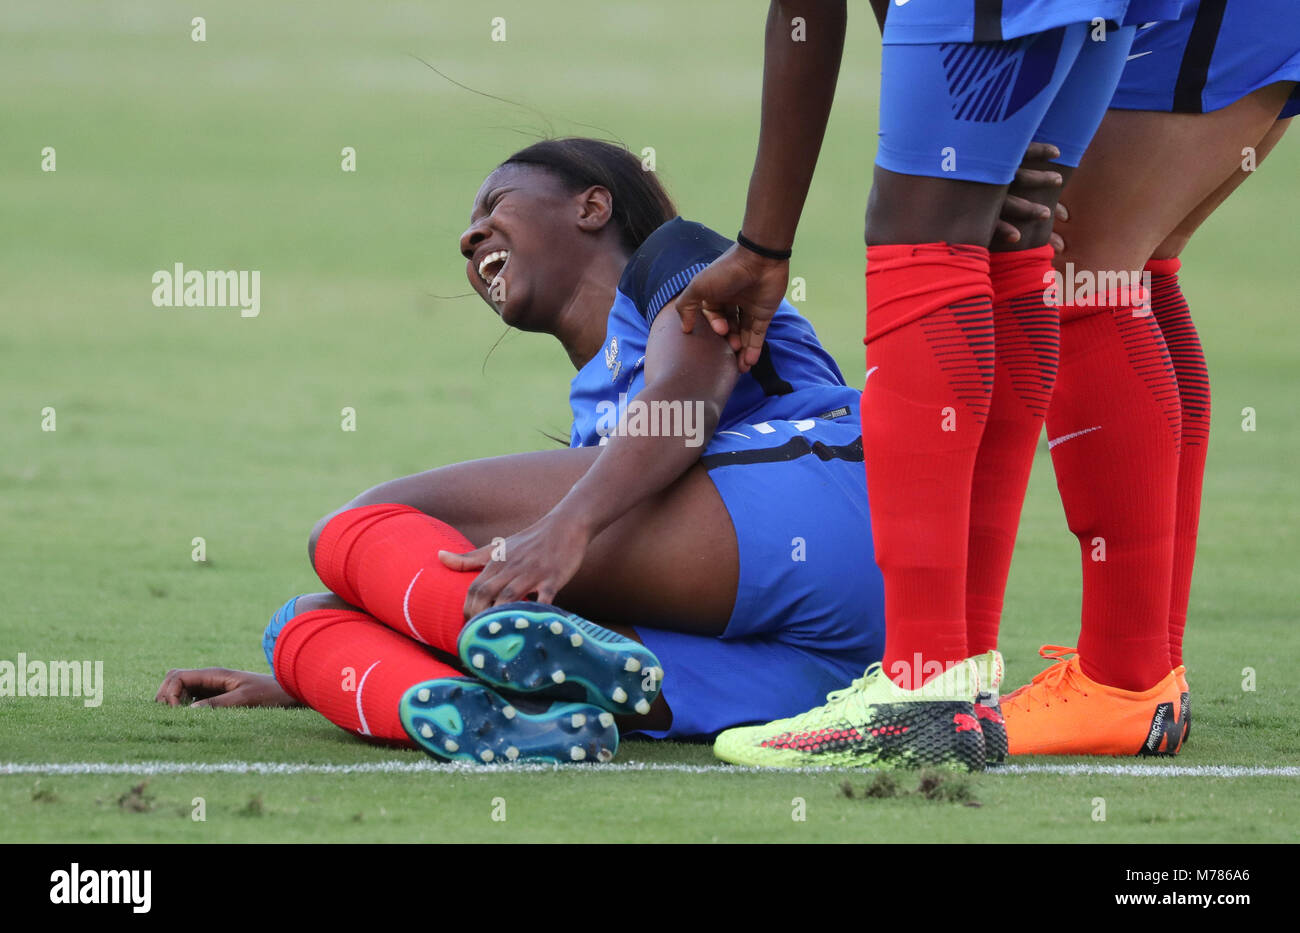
[501,138,677,253]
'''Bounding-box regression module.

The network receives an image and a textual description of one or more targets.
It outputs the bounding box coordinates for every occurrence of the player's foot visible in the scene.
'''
[457,601,662,717]
[1176,668,1191,748]
[399,678,617,765]
[712,660,985,771]
[1002,646,1186,756]
[970,650,1006,763]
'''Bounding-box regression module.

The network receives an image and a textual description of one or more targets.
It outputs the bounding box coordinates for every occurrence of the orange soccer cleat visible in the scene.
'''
[1175,668,1191,748]
[1003,646,1186,757]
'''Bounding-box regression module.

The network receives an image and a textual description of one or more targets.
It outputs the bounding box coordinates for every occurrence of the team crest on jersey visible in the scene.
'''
[604,336,621,381]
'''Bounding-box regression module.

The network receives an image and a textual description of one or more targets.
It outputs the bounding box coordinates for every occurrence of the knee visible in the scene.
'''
[307,511,339,568]
[307,481,402,566]
[308,485,435,567]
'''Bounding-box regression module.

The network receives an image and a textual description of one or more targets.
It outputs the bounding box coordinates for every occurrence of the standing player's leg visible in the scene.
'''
[1147,116,1291,676]
[864,23,1133,697]
[711,24,1138,773]
[1001,84,1294,755]
[966,23,1139,666]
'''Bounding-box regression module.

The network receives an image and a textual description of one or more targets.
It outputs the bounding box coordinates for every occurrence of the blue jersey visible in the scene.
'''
[568,218,859,449]
[883,0,1188,44]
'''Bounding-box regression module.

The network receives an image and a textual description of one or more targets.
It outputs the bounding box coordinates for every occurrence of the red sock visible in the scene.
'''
[966,246,1060,656]
[864,243,994,688]
[313,503,476,654]
[1047,300,1179,691]
[273,607,460,744]
[1147,257,1210,670]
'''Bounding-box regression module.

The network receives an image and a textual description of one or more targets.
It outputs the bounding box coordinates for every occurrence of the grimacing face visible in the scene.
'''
[459,162,606,332]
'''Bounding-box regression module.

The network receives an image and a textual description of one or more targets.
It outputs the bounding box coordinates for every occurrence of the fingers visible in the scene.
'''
[1000,194,1053,223]
[192,691,238,709]
[463,564,526,619]
[463,560,568,618]
[1012,167,1064,188]
[1055,201,1069,222]
[1050,231,1065,253]
[673,291,698,334]
[737,315,772,372]
[1021,141,1061,163]
[154,668,233,706]
[701,307,732,338]
[154,668,188,706]
[438,547,491,572]
[994,220,1022,244]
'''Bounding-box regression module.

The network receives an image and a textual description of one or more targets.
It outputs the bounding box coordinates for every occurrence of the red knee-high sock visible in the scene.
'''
[864,243,994,689]
[314,503,476,654]
[274,608,460,744]
[1147,257,1210,670]
[966,246,1060,656]
[1047,300,1180,691]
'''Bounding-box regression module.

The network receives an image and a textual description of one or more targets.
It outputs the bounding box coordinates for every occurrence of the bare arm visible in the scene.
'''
[675,1,847,372]
[443,305,739,614]
[549,305,738,539]
[740,0,848,250]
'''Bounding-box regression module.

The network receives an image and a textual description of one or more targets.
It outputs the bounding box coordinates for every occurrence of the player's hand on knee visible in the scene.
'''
[442,516,588,618]
[995,142,1064,247]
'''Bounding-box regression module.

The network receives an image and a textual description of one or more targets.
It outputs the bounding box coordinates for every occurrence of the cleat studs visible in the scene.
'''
[549,620,564,635]
[471,653,485,670]
[416,688,431,703]
[487,621,501,634]
[597,748,614,763]
[598,713,614,728]
[611,687,628,704]
[419,724,434,738]
[634,699,651,715]
[570,746,587,761]
[570,633,583,648]
[505,746,519,761]
[624,657,641,673]
[444,739,459,753]
[551,670,566,684]
[571,713,587,728]
[502,705,517,720]
[515,617,529,629]
[480,749,494,763]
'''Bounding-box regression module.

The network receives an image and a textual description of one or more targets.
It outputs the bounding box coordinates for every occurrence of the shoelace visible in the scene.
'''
[1005,645,1083,711]
[780,663,885,729]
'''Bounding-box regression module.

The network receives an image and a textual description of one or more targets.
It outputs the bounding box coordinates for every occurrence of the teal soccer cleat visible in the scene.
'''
[400,678,618,765]
[457,601,663,717]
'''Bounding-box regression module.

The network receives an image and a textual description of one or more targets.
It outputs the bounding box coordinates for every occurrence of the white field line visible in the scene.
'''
[1,761,1297,778]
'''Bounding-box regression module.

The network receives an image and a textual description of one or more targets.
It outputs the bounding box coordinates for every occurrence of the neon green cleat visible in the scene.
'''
[713,660,985,771]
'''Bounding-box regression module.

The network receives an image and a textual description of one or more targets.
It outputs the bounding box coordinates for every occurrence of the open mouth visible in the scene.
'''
[476,249,510,287]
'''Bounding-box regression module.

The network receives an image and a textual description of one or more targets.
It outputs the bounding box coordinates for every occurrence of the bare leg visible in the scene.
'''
[310,446,738,637]
[1055,83,1297,274]
[1036,85,1295,686]
[1152,117,1292,260]
[865,168,1008,246]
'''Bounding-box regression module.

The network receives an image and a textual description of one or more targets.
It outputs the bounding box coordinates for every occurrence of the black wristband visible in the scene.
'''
[736,231,792,261]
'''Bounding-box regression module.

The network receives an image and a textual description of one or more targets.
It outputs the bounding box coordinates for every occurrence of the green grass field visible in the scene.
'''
[2,1,1297,843]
